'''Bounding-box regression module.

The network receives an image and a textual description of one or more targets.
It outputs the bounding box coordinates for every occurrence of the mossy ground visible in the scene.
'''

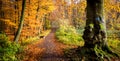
[63,42,120,61]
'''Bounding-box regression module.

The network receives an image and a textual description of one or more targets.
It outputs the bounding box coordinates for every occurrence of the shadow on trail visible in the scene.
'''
[37,28,69,61]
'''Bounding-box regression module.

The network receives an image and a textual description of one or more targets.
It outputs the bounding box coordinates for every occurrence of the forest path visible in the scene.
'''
[37,28,70,61]
[24,28,77,61]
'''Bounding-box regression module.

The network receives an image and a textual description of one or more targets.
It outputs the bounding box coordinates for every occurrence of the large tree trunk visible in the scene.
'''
[14,0,26,42]
[83,0,106,48]
[81,0,118,60]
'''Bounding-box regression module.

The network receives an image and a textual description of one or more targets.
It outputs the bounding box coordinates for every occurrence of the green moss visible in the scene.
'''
[100,23,105,30]
[89,24,94,28]
[94,45,112,61]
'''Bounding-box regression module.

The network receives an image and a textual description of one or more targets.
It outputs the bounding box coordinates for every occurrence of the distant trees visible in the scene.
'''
[0,0,55,41]
[0,0,19,40]
[105,0,120,30]
[0,0,119,42]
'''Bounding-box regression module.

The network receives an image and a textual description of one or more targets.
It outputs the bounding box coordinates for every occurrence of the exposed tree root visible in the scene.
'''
[64,45,119,61]
[76,45,119,61]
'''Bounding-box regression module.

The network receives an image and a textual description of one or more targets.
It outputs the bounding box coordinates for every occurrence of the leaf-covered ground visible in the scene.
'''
[23,28,77,61]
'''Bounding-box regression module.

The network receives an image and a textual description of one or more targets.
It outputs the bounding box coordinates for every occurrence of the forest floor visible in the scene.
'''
[23,28,77,61]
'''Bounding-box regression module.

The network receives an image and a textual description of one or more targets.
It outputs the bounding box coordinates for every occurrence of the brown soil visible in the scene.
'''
[23,28,76,61]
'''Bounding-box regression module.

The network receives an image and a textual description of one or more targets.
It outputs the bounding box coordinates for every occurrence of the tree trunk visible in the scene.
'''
[83,0,106,49]
[81,0,118,60]
[14,0,26,42]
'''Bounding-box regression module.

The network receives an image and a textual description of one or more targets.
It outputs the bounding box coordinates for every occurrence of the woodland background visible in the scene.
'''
[0,0,119,41]
[0,0,120,61]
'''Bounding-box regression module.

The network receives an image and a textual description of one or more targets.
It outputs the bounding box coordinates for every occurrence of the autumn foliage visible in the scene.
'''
[0,0,55,41]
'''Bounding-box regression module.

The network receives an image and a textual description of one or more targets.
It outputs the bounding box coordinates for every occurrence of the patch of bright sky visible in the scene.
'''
[65,0,80,5]
[74,0,80,4]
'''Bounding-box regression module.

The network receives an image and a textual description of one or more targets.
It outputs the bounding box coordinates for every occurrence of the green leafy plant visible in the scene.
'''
[107,38,120,56]
[21,36,39,45]
[0,33,22,61]
[56,24,84,46]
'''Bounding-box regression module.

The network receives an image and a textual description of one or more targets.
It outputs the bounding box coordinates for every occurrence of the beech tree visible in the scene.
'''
[82,0,118,60]
[83,0,107,49]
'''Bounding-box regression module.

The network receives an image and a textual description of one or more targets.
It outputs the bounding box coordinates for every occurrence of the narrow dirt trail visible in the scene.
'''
[37,28,70,61]
[24,28,77,61]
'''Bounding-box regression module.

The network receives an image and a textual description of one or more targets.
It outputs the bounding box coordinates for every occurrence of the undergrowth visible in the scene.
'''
[63,38,120,61]
[0,33,23,61]
[56,25,84,46]
[21,30,51,45]
[55,19,84,46]
[108,38,120,57]
[21,36,39,46]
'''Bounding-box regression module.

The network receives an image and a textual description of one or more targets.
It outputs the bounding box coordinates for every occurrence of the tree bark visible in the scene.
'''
[83,0,107,48]
[14,0,26,42]
[81,0,112,60]
[81,0,119,60]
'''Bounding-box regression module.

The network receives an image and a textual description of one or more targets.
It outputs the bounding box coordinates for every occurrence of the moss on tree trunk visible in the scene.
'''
[83,0,106,48]
[81,0,119,60]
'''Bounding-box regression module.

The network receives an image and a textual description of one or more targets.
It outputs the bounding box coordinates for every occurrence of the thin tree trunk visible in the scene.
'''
[14,0,26,42]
